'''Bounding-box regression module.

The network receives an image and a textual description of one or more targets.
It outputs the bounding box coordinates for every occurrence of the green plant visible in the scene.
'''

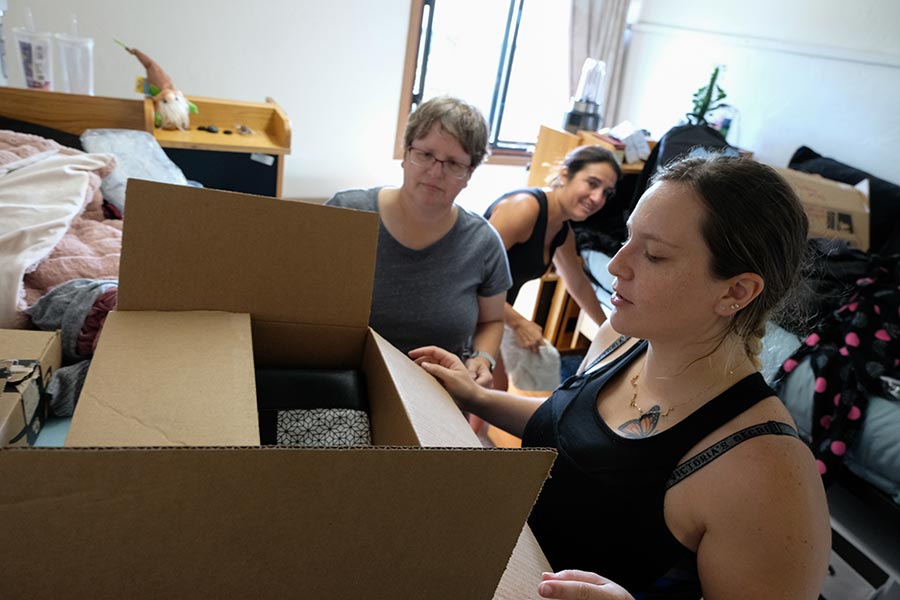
[688,66,727,125]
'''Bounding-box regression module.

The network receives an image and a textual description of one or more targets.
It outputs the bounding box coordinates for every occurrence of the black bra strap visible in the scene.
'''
[582,335,633,374]
[665,421,800,489]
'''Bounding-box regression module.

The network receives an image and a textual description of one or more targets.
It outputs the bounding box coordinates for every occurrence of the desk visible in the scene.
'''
[528,125,649,186]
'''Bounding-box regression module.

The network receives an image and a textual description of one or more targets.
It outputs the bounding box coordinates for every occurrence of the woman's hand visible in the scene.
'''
[537,570,634,600]
[409,346,484,410]
[465,356,494,388]
[512,318,546,352]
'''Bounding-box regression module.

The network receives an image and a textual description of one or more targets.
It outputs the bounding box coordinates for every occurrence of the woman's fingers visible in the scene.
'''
[409,345,462,369]
[537,571,632,600]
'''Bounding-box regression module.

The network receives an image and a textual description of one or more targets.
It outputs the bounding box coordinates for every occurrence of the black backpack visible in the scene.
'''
[630,124,736,215]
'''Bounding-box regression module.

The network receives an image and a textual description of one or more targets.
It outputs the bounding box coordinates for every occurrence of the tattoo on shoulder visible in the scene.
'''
[618,406,661,438]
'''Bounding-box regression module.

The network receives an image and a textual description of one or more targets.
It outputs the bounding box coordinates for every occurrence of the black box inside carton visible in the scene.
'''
[255,368,368,446]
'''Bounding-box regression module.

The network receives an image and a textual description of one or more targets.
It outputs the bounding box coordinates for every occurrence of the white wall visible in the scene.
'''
[8,1,894,209]
[618,0,900,181]
[0,0,530,210]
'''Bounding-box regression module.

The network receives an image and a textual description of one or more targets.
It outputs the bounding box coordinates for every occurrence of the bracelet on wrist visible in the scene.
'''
[469,350,496,372]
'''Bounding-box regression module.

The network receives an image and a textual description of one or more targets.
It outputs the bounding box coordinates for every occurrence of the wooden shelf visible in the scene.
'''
[0,86,292,196]
[0,86,290,156]
[147,95,291,155]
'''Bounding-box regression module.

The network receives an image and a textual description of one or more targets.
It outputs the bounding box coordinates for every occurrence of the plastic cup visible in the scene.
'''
[55,33,94,95]
[13,27,54,90]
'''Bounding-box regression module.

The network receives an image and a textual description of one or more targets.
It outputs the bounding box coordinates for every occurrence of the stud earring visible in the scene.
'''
[729,303,741,310]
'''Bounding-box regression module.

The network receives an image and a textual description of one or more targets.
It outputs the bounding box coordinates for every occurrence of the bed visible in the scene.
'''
[1,86,291,418]
[0,93,140,419]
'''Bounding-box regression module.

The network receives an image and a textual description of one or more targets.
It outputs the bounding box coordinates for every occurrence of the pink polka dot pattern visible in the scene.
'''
[771,256,899,489]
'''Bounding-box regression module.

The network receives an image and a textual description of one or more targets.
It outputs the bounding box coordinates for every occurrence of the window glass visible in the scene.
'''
[404,0,572,155]
[495,0,570,147]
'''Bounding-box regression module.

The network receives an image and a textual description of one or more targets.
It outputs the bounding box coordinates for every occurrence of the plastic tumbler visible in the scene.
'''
[55,33,94,95]
[13,27,54,90]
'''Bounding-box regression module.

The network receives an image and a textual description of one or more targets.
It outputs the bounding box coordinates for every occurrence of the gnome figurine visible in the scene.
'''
[119,41,198,130]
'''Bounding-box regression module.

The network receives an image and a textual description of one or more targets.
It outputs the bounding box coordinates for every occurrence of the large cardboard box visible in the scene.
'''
[0,180,554,599]
[776,167,871,251]
[0,329,60,447]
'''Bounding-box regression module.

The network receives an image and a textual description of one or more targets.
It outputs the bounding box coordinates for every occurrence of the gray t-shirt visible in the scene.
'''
[327,187,511,356]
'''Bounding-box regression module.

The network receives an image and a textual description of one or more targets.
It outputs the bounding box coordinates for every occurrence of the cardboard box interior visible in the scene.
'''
[0,181,555,599]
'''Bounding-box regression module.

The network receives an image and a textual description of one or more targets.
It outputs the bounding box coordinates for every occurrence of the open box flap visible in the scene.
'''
[0,446,556,600]
[118,179,378,329]
[66,310,259,447]
[371,329,484,447]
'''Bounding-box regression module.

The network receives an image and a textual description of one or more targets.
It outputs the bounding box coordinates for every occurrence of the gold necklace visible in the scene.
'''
[629,373,678,417]
[629,369,730,419]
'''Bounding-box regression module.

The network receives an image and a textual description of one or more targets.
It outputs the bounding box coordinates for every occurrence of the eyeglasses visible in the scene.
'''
[407,146,472,179]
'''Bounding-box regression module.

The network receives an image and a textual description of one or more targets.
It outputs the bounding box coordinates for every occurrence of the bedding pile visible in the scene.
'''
[0,129,118,329]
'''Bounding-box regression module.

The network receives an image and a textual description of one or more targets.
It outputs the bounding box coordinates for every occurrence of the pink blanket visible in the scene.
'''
[0,129,119,328]
[21,193,123,310]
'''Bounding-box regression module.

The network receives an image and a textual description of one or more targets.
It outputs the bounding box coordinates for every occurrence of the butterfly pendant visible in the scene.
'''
[618,405,662,438]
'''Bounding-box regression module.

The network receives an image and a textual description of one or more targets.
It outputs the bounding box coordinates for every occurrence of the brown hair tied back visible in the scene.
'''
[653,153,810,363]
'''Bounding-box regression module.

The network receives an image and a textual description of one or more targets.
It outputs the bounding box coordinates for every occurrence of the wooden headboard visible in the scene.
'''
[0,86,151,134]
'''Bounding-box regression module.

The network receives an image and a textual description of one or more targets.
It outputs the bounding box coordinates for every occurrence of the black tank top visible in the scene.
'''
[522,340,799,598]
[483,188,569,304]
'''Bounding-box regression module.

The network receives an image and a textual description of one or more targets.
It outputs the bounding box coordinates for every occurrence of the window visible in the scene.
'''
[394,0,571,164]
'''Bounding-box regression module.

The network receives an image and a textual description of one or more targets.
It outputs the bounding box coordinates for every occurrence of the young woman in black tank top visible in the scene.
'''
[411,154,830,600]
[483,146,621,393]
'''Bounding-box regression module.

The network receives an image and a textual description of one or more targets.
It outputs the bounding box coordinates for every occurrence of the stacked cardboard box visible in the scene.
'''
[776,167,871,251]
[0,329,60,447]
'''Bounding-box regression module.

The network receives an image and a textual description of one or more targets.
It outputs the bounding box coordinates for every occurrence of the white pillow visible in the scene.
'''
[80,129,188,214]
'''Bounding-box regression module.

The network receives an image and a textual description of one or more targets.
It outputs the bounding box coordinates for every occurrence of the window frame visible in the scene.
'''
[393,0,533,166]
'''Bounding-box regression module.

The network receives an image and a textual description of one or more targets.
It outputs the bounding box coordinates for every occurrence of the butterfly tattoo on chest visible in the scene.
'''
[618,405,663,438]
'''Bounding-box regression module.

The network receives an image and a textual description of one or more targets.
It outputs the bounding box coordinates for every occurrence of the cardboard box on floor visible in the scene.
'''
[776,167,871,251]
[1,329,60,447]
[0,180,554,599]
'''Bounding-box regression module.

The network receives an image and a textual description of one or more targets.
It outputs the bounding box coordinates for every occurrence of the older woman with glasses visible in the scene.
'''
[326,96,511,387]
[483,145,621,392]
